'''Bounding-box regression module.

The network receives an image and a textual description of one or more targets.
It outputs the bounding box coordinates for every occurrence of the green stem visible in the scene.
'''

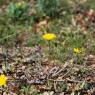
[48,41,51,55]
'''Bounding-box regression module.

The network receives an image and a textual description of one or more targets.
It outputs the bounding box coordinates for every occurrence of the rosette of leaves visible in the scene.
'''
[6,1,29,21]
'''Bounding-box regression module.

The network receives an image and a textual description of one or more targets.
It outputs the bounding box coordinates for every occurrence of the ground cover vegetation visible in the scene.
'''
[0,0,95,95]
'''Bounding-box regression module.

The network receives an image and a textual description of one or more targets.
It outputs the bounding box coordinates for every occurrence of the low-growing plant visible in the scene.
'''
[6,1,29,22]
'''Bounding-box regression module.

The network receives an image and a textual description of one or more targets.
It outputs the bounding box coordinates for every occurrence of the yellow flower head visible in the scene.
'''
[42,33,56,40]
[0,74,7,87]
[74,48,81,54]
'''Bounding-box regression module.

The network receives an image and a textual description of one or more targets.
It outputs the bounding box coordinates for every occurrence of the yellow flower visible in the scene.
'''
[42,33,56,40]
[0,74,7,87]
[74,48,81,54]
